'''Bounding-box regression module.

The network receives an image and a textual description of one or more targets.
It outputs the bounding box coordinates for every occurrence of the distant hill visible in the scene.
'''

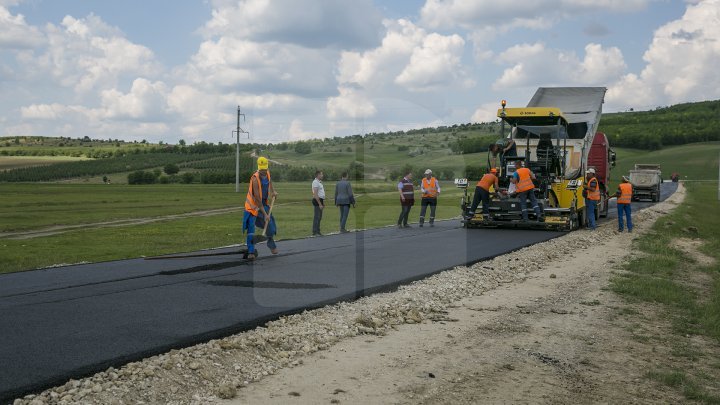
[598,99,720,150]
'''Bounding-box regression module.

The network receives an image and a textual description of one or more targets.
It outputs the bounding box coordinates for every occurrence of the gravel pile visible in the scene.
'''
[13,187,684,405]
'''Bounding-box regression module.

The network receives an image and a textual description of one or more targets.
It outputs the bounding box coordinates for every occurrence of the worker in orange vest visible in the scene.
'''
[467,167,498,220]
[419,169,440,227]
[611,175,633,232]
[511,160,543,222]
[583,168,600,230]
[243,157,279,260]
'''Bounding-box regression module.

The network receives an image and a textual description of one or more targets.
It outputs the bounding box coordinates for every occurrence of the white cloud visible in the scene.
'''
[0,6,44,49]
[28,14,161,93]
[202,0,383,50]
[607,0,720,110]
[288,119,318,140]
[471,101,502,123]
[326,86,377,119]
[420,0,649,30]
[336,19,470,93]
[179,36,337,97]
[394,32,466,92]
[100,78,168,120]
[493,42,626,90]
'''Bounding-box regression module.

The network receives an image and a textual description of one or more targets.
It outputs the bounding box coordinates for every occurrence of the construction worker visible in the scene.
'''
[511,160,543,222]
[419,169,440,227]
[397,170,414,228]
[243,157,278,260]
[583,168,600,230]
[611,175,633,232]
[467,167,498,220]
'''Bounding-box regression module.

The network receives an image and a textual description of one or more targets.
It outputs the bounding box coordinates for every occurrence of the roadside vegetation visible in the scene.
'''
[599,99,720,150]
[611,183,720,403]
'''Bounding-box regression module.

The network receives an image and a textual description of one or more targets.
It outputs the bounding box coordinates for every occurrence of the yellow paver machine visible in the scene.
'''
[459,87,615,231]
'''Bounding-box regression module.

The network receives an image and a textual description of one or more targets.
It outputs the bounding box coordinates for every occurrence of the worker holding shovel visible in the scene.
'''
[243,157,279,260]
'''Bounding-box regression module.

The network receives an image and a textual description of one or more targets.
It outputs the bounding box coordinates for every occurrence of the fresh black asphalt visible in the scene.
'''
[0,182,677,402]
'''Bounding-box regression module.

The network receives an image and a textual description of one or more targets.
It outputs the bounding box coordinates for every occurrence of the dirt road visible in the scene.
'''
[225,187,687,404]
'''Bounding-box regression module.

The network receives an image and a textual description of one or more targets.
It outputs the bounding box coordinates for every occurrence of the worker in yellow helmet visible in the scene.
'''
[243,157,278,260]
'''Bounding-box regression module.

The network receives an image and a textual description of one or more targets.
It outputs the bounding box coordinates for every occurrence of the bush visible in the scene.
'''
[164,163,179,175]
[128,170,157,184]
[181,172,195,184]
[397,145,409,152]
[295,142,312,154]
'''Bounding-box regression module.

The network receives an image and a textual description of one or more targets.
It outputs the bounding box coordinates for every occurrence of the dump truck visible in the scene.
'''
[460,87,615,231]
[630,164,662,202]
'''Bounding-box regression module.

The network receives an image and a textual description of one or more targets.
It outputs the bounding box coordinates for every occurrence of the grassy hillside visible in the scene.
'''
[611,142,720,189]
[599,99,720,149]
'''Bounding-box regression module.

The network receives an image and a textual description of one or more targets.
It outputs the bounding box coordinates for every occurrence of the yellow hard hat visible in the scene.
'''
[257,157,269,170]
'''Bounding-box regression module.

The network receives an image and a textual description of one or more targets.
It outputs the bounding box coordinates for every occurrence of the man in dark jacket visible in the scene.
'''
[334,172,355,233]
[397,171,414,228]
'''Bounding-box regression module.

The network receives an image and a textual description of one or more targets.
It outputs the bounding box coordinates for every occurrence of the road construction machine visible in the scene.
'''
[460,87,615,231]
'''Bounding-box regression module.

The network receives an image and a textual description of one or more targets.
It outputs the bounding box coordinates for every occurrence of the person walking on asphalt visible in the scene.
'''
[243,157,278,260]
[611,175,634,232]
[334,171,355,233]
[397,171,414,228]
[511,160,543,222]
[419,169,440,227]
[467,167,499,220]
[583,168,600,230]
[312,170,325,236]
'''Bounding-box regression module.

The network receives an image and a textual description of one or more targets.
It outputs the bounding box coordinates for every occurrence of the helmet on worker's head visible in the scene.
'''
[490,167,498,174]
[257,157,269,170]
[622,175,630,182]
[424,169,432,175]
[586,168,596,174]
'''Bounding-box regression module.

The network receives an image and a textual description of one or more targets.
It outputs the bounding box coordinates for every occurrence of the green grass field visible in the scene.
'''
[0,180,465,273]
[611,182,720,402]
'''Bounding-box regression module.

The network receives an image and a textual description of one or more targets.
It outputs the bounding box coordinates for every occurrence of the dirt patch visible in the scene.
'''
[673,237,716,267]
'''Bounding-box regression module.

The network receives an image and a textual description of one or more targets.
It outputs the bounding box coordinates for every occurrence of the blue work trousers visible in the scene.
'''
[518,190,542,220]
[617,203,633,232]
[338,204,350,231]
[243,206,276,254]
[585,199,597,230]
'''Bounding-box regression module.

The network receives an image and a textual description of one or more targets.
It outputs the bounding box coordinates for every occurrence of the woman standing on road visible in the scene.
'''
[334,172,355,233]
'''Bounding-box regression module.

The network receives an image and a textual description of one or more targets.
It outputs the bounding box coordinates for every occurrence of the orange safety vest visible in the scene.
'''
[587,177,600,201]
[515,168,534,193]
[422,177,439,198]
[477,173,497,191]
[618,182,632,204]
[244,171,271,216]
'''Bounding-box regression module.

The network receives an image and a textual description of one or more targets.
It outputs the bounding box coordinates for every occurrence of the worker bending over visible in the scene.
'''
[467,167,498,220]
[511,160,543,222]
[243,157,279,260]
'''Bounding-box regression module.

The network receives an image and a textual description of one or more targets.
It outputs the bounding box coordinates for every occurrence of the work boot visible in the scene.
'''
[538,216,545,223]
[271,248,279,255]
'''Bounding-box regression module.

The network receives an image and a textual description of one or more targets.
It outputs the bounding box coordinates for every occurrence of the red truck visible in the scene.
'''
[586,131,616,218]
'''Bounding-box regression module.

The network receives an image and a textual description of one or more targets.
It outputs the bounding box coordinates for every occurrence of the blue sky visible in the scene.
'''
[1,0,718,144]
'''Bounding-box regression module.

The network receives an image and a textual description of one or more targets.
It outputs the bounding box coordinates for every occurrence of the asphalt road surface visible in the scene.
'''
[0,182,677,402]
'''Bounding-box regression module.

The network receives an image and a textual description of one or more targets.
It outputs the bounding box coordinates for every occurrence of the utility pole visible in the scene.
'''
[232,106,249,193]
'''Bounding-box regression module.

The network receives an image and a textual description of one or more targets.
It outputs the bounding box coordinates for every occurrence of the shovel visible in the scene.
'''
[252,196,275,244]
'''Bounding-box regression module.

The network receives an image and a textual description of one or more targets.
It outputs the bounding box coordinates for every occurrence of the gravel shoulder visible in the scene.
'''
[12,185,685,405]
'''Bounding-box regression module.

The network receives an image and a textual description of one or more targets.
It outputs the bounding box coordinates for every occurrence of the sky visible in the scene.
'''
[1,0,718,145]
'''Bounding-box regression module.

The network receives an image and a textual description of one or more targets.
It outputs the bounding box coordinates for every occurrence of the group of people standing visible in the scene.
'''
[397,169,441,228]
[311,170,355,236]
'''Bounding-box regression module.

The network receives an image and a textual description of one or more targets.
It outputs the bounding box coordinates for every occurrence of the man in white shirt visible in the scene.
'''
[312,170,325,236]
